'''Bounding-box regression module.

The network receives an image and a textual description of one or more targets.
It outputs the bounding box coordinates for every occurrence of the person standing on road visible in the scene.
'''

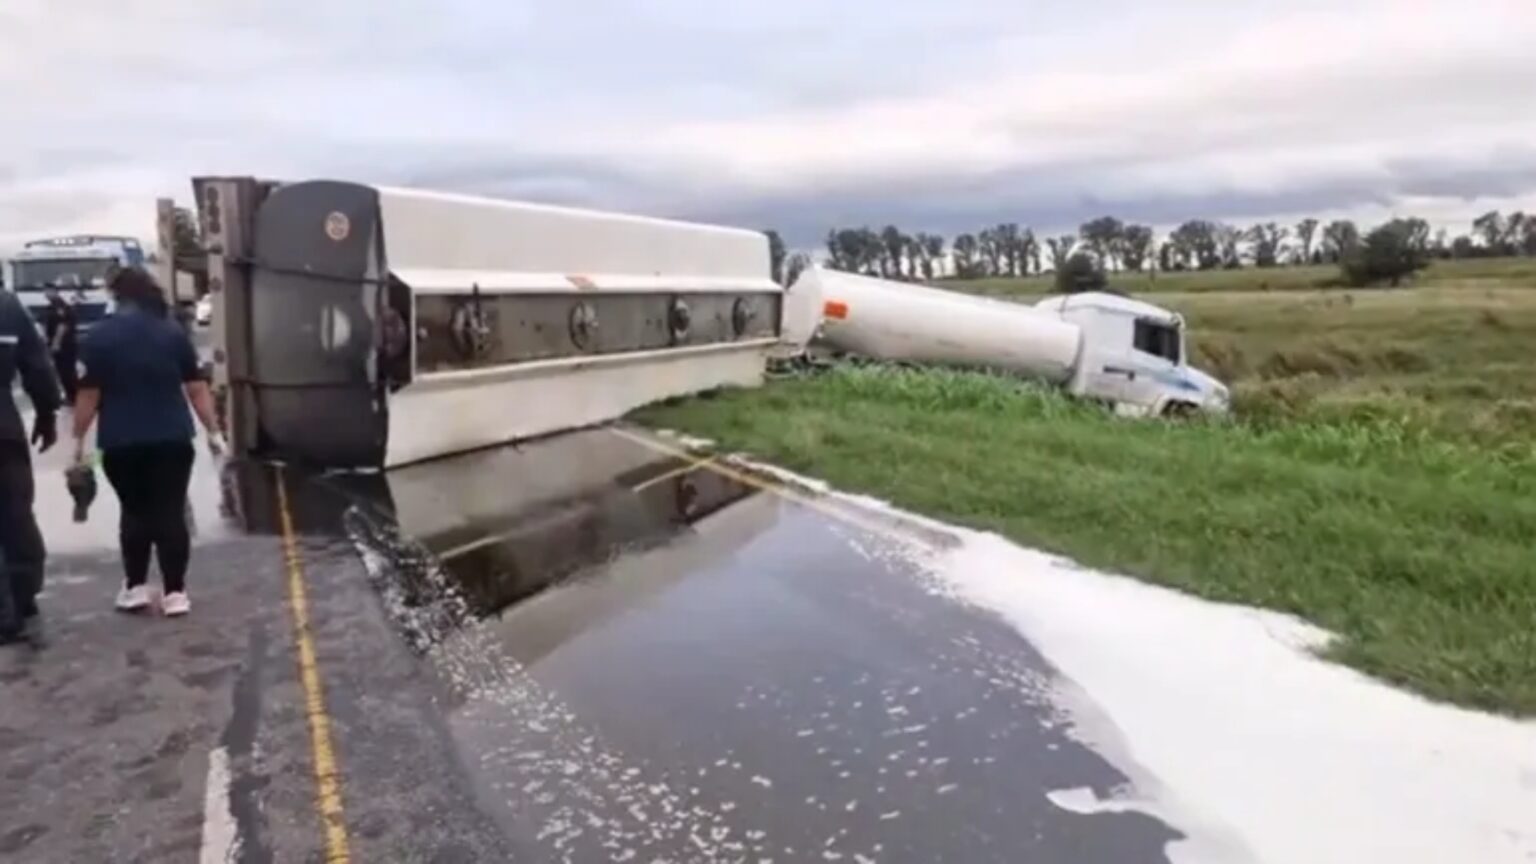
[0,289,62,646]
[41,286,80,405]
[71,268,224,618]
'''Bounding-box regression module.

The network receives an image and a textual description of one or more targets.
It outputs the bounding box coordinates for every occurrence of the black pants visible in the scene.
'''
[52,349,78,405]
[102,442,195,594]
[0,441,44,630]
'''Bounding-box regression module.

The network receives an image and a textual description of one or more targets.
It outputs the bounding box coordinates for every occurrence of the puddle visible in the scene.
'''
[286,426,1183,863]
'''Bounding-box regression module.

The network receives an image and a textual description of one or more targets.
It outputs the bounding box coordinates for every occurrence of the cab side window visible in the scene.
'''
[1133,319,1181,363]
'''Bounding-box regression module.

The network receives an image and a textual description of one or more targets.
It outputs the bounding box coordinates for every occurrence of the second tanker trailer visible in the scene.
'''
[790,267,1229,417]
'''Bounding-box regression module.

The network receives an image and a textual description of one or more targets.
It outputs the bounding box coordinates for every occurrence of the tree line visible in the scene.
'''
[764,210,1536,288]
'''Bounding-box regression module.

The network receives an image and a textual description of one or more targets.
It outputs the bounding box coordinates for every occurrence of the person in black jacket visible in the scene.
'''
[0,290,62,646]
[41,287,80,404]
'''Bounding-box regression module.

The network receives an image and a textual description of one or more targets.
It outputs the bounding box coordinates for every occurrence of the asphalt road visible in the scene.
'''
[0,424,1180,862]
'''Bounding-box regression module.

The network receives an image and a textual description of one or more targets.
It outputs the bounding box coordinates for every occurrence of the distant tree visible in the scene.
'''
[764,230,787,284]
[1399,217,1432,255]
[1055,252,1108,294]
[1321,220,1360,263]
[879,226,906,277]
[1294,218,1319,265]
[172,206,201,259]
[1522,218,1536,256]
[1473,211,1506,253]
[1450,235,1478,259]
[992,223,1022,277]
[907,233,927,280]
[1080,216,1125,269]
[1342,219,1432,287]
[855,228,883,274]
[1170,220,1220,270]
[785,252,812,285]
[1121,225,1154,272]
[1215,224,1243,269]
[1044,235,1076,271]
[825,230,847,270]
[1246,222,1289,268]
[1506,212,1529,253]
[902,234,925,280]
[1430,228,1450,259]
[826,229,863,271]
[1157,240,1176,272]
[978,228,1005,276]
[1021,228,1042,275]
[920,233,946,280]
[826,228,881,275]
[952,234,981,278]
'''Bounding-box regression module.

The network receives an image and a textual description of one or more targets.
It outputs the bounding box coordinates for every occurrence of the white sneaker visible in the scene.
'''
[162,592,191,618]
[116,585,151,612]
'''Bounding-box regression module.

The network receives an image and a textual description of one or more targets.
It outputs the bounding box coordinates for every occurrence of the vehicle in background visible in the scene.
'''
[793,267,1230,417]
[2,235,145,327]
[194,293,212,327]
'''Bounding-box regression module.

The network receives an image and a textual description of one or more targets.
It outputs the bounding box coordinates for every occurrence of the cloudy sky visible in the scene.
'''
[3,0,1535,251]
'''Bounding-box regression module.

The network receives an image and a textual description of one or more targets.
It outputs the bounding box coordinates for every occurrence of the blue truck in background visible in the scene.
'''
[2,235,146,327]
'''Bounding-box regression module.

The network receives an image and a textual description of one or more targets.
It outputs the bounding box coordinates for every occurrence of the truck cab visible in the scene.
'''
[1035,292,1228,416]
[3,235,144,328]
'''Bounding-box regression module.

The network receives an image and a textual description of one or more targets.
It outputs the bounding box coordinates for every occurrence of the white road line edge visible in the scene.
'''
[199,746,240,864]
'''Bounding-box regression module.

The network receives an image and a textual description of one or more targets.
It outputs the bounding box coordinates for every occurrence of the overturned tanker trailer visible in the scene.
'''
[195,177,803,468]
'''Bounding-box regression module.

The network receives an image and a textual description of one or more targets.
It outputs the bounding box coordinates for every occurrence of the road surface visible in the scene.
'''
[0,422,1182,862]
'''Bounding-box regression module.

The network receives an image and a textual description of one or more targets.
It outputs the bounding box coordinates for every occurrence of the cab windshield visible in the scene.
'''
[12,258,115,291]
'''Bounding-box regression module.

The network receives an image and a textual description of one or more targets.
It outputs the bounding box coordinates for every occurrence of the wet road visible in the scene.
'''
[0,420,1181,862]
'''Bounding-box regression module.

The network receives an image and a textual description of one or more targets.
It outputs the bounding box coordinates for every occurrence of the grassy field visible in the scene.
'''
[637,266,1536,714]
[938,255,1536,296]
[1171,287,1536,448]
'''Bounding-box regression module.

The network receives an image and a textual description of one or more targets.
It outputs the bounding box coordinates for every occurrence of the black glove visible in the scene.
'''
[31,411,56,453]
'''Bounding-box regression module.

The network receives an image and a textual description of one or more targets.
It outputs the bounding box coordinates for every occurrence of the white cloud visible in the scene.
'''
[2,0,1535,249]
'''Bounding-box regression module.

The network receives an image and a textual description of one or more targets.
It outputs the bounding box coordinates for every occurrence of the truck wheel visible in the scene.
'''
[1162,401,1197,419]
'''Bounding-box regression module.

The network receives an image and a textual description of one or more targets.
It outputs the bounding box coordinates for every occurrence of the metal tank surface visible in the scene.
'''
[195,176,786,470]
[798,267,1083,385]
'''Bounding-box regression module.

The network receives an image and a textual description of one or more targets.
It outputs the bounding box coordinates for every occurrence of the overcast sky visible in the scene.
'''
[3,0,1535,251]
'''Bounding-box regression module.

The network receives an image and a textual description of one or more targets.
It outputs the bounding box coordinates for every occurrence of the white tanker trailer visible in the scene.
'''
[792,267,1229,417]
[193,177,790,468]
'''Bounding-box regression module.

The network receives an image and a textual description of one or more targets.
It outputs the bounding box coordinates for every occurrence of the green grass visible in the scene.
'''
[1172,286,1536,449]
[638,367,1536,714]
[939,255,1536,297]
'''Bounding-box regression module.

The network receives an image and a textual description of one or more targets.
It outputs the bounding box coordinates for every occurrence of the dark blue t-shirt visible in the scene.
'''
[79,305,200,449]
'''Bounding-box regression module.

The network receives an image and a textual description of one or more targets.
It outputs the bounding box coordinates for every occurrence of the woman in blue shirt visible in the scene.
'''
[71,269,224,617]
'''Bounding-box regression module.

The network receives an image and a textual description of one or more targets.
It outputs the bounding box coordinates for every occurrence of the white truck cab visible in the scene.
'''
[3,235,143,328]
[1034,292,1228,416]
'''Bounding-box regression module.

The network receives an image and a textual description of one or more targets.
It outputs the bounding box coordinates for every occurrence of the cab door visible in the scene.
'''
[1066,308,1138,406]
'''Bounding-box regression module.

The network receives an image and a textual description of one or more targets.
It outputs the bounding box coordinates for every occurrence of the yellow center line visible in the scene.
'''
[275,467,353,864]
[628,457,717,493]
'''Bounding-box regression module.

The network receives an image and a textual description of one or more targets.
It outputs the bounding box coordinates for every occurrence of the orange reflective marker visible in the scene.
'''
[824,300,849,320]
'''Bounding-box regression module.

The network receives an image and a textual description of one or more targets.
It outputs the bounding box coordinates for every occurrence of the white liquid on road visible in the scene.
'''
[925,529,1536,864]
